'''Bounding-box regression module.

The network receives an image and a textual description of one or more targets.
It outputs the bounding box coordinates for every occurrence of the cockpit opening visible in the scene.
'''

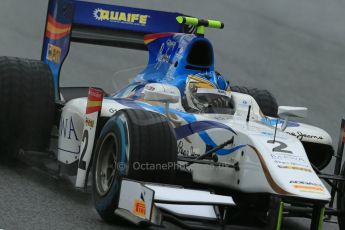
[187,40,213,67]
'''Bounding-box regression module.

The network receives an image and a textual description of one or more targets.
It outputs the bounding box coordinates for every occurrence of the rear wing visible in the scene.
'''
[41,0,192,98]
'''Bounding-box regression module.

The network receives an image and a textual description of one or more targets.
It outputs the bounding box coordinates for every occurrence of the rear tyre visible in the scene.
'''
[92,109,177,223]
[231,86,278,117]
[0,57,55,157]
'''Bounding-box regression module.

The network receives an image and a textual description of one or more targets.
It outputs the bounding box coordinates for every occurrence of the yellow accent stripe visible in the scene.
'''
[193,82,215,89]
[46,22,70,34]
[144,38,155,44]
[87,101,102,107]
[293,185,324,191]
[188,75,216,88]
[299,190,325,194]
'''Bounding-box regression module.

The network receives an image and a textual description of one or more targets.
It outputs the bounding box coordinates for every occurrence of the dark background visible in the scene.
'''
[0,0,344,229]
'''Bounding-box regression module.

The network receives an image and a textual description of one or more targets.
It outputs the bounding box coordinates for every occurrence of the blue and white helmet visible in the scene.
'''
[183,72,232,113]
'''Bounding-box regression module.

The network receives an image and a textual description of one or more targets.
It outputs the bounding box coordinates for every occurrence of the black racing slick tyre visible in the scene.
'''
[231,86,278,117]
[0,57,55,157]
[92,109,177,223]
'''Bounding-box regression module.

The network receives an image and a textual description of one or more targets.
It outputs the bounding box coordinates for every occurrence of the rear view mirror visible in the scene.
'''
[142,84,179,104]
[278,106,308,119]
[278,106,308,130]
[142,83,180,120]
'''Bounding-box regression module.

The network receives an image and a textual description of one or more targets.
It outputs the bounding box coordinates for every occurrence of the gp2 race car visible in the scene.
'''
[1,0,345,229]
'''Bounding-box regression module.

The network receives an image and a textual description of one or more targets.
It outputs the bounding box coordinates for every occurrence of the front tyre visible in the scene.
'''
[92,109,177,223]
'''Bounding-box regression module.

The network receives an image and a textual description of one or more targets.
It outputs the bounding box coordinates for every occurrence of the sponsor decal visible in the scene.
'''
[47,43,61,64]
[289,180,324,192]
[285,131,323,141]
[277,165,312,172]
[177,140,198,157]
[213,115,231,121]
[342,126,345,143]
[45,15,71,40]
[86,88,103,114]
[144,85,155,91]
[217,89,226,95]
[155,39,177,69]
[93,8,149,26]
[59,116,79,141]
[274,160,309,168]
[270,154,307,164]
[109,108,117,114]
[133,199,146,218]
[85,117,94,128]
[289,180,323,186]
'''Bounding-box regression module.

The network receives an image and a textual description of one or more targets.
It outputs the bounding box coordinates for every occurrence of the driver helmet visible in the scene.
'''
[183,72,232,113]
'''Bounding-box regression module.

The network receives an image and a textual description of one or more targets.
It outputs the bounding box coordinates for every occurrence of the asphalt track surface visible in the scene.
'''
[0,0,344,229]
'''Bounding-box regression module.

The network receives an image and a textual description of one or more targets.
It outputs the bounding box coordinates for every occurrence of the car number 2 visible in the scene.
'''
[267,140,292,154]
[78,130,89,170]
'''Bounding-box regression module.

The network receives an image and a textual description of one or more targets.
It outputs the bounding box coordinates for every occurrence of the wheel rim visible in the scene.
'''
[95,133,117,196]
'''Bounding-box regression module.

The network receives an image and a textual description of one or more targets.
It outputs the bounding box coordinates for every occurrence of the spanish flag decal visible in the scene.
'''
[45,15,71,40]
[86,88,104,114]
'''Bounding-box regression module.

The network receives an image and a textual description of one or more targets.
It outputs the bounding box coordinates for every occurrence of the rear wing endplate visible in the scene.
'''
[41,0,192,98]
